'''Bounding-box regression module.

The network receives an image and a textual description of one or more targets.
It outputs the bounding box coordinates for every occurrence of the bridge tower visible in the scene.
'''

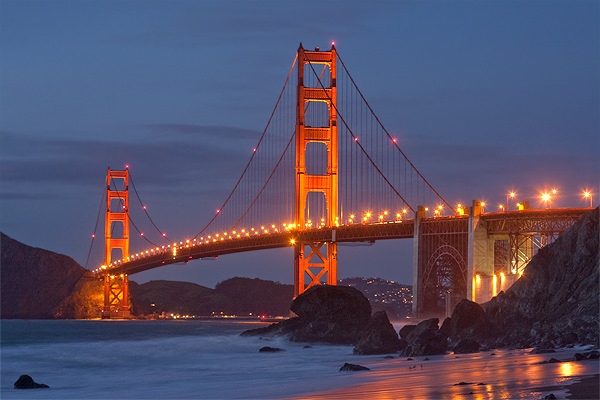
[294,43,338,296]
[102,168,131,319]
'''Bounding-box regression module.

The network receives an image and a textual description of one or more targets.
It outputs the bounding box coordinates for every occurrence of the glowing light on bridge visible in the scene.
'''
[541,192,551,208]
[583,191,592,207]
[507,191,516,210]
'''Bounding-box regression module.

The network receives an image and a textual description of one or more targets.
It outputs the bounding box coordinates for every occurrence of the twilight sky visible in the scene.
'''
[1,1,598,287]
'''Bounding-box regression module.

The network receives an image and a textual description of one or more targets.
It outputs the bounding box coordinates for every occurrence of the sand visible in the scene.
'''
[291,346,599,399]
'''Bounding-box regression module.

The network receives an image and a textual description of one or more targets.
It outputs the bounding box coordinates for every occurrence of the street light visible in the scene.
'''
[507,191,515,210]
[541,192,551,209]
[583,191,592,207]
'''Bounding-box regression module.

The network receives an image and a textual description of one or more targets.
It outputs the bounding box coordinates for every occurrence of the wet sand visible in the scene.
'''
[291,347,599,400]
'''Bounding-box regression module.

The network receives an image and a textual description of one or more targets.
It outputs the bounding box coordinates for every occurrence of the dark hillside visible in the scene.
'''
[214,277,294,316]
[1,232,102,319]
[129,280,228,316]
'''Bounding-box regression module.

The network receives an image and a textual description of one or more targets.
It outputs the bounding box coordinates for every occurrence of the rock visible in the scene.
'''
[548,358,560,363]
[586,350,599,359]
[446,299,494,341]
[259,346,283,352]
[572,353,586,361]
[543,394,556,400]
[439,317,452,337]
[454,382,471,386]
[405,318,439,343]
[453,338,480,354]
[403,329,448,357]
[484,208,599,348]
[530,347,556,354]
[399,324,417,340]
[339,363,370,372]
[243,285,372,345]
[384,355,395,359]
[14,375,49,389]
[353,311,404,355]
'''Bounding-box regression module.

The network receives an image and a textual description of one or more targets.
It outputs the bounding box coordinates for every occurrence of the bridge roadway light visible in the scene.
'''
[583,191,592,207]
[541,192,551,208]
[507,192,515,210]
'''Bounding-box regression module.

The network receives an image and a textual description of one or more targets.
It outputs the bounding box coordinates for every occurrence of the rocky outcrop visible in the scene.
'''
[453,338,481,354]
[52,272,104,319]
[242,285,371,345]
[441,299,495,343]
[353,311,405,355]
[242,285,401,353]
[400,318,448,357]
[483,207,599,348]
[14,375,49,389]
[1,232,103,319]
[402,332,448,356]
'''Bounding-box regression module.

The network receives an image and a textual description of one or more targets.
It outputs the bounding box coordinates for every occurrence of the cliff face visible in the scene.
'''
[484,207,599,346]
[1,232,103,319]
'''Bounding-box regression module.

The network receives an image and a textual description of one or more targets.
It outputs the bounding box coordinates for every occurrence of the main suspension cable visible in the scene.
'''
[305,57,415,213]
[193,53,299,240]
[84,174,107,269]
[129,172,172,244]
[336,52,455,214]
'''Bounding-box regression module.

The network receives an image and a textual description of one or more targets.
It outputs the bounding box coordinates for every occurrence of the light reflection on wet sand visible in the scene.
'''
[291,347,598,399]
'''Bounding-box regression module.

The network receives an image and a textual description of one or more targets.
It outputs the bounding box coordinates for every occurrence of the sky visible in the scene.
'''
[1,1,598,288]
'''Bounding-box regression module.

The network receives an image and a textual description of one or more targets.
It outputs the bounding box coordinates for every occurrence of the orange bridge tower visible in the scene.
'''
[103,168,131,318]
[294,43,338,296]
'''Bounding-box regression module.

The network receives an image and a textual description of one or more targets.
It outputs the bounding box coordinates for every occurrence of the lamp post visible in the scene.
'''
[507,192,515,210]
[584,191,592,207]
[542,193,551,209]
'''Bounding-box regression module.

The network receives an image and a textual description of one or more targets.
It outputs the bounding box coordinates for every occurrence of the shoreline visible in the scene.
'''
[290,347,600,400]
[537,374,599,400]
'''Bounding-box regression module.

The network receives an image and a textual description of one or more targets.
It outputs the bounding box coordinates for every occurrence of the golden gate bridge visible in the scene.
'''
[85,44,592,319]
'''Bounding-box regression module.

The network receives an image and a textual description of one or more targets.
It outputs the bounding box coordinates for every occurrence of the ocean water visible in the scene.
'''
[0,319,377,399]
[2,320,598,399]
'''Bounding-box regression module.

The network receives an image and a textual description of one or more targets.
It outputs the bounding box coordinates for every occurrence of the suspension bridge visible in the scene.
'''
[87,44,592,319]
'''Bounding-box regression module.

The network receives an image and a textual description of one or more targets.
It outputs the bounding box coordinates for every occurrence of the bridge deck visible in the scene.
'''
[97,219,418,275]
[94,207,592,276]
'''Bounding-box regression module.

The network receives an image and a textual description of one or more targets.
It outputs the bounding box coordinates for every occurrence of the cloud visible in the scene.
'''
[0,125,261,195]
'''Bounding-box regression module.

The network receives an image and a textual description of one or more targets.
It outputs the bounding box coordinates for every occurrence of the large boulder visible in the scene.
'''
[242,285,372,345]
[353,311,405,355]
[453,338,481,354]
[402,329,448,357]
[399,324,417,341]
[445,299,494,341]
[405,318,439,343]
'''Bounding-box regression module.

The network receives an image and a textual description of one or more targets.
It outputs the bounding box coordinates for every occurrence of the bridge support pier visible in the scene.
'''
[411,206,427,317]
[294,241,337,296]
[102,168,131,319]
[102,274,131,319]
[293,43,338,297]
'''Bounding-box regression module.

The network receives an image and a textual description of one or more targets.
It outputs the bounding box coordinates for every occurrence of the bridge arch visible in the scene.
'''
[422,244,467,315]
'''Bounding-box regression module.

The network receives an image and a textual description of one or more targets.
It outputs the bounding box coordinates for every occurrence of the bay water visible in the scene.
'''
[1,319,376,399]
